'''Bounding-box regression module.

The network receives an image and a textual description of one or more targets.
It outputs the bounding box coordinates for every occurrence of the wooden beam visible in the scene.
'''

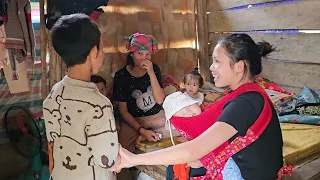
[208,0,279,11]
[207,55,320,93]
[48,37,63,89]
[209,33,320,64]
[196,0,210,82]
[39,0,47,99]
[48,36,56,89]
[208,0,320,32]
[261,60,320,90]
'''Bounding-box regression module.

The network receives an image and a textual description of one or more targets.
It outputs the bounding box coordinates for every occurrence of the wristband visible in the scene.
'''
[137,126,144,134]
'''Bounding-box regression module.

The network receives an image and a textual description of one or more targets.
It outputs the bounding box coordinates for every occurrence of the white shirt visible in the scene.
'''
[183,91,204,105]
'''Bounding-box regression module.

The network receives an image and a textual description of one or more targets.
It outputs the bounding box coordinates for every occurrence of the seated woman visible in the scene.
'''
[112,32,175,180]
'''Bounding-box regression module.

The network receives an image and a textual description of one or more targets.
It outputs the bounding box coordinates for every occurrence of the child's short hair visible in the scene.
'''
[51,13,101,68]
[91,75,106,87]
[183,67,204,87]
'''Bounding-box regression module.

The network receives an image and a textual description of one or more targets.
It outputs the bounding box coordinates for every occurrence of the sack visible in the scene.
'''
[45,0,109,29]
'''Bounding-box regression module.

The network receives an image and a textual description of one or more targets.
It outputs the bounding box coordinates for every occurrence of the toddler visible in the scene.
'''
[183,67,204,105]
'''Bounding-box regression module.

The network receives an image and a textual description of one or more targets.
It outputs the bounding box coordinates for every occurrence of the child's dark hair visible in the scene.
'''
[218,33,275,78]
[91,75,106,87]
[184,67,204,87]
[51,13,101,68]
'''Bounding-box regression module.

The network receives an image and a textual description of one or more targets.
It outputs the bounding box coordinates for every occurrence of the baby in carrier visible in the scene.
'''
[163,91,204,179]
[162,91,243,180]
[163,91,202,144]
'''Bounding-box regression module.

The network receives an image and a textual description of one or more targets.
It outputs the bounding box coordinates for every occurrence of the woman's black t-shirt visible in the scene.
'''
[112,64,163,118]
[217,92,284,180]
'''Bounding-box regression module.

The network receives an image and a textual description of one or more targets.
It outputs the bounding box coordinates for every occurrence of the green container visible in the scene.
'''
[36,118,46,136]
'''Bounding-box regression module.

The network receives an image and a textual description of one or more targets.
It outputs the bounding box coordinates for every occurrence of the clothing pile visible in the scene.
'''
[275,87,320,125]
[255,77,320,125]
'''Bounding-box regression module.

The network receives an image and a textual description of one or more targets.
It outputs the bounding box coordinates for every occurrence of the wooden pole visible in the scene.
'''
[196,0,210,82]
[48,35,56,89]
[48,35,63,89]
[40,0,48,99]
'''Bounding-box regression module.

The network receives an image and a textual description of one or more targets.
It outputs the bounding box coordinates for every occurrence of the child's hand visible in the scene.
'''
[113,145,135,173]
[186,160,203,168]
[141,60,154,75]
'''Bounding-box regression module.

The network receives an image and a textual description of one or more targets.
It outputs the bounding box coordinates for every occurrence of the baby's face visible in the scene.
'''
[174,104,201,117]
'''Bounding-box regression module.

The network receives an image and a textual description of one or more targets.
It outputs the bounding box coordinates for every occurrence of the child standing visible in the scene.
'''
[43,14,119,180]
[183,67,204,105]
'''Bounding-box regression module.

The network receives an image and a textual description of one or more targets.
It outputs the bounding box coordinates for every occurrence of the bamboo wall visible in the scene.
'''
[204,0,320,94]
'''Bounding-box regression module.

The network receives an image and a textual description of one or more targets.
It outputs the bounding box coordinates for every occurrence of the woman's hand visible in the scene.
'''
[140,128,158,142]
[113,145,135,173]
[141,60,154,75]
[187,160,203,168]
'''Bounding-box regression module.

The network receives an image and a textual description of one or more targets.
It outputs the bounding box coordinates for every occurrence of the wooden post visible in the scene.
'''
[40,0,48,99]
[48,35,56,89]
[56,55,62,85]
[48,35,63,89]
[196,0,210,82]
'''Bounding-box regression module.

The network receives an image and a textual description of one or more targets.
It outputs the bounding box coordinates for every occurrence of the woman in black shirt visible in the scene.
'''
[112,33,168,180]
[113,34,290,180]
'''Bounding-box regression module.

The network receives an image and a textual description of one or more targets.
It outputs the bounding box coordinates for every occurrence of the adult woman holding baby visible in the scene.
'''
[113,34,292,180]
[112,32,169,180]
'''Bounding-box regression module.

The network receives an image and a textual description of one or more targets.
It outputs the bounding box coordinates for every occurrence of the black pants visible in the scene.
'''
[166,165,206,180]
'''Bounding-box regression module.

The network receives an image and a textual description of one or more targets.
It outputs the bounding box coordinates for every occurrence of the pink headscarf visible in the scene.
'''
[124,32,158,54]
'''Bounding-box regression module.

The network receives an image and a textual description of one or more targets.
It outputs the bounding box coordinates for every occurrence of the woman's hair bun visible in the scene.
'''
[256,41,275,57]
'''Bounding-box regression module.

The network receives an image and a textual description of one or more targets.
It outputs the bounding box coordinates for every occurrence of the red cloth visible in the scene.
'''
[89,11,102,21]
[162,74,180,90]
[173,164,190,180]
[254,76,295,95]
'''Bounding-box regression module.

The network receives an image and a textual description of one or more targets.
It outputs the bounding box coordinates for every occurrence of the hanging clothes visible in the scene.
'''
[3,0,35,80]
[0,0,5,76]
[1,25,31,93]
[0,25,8,69]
